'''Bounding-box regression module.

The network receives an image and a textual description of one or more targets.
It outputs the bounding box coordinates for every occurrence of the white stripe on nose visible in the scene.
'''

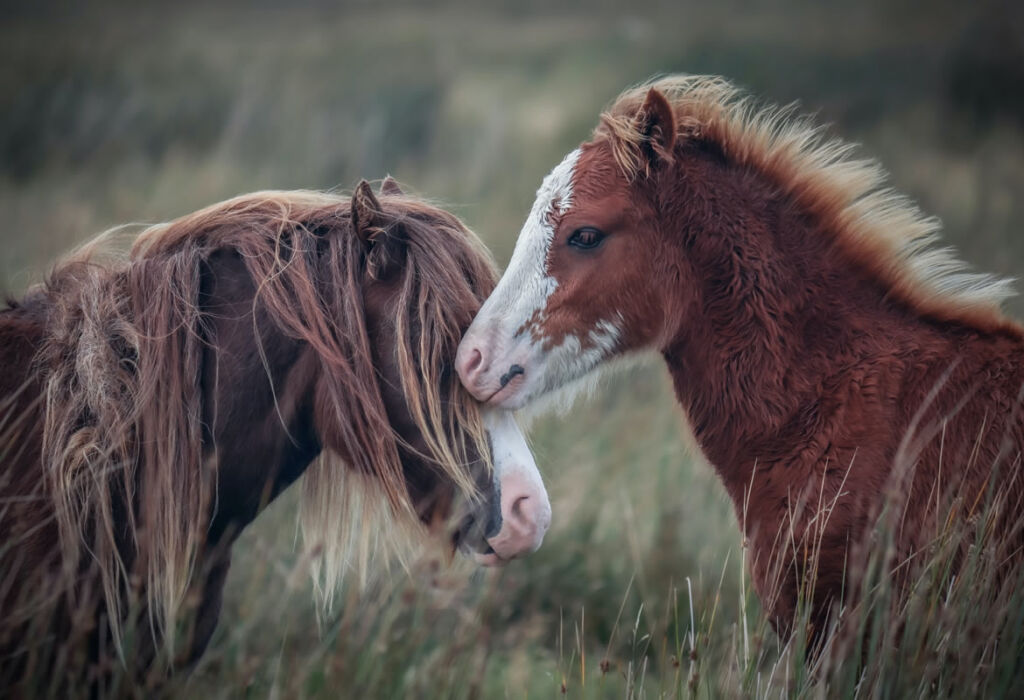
[475,407,551,565]
[458,148,581,404]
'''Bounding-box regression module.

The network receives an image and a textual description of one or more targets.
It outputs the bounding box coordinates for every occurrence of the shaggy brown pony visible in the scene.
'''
[457,75,1024,645]
[0,180,548,689]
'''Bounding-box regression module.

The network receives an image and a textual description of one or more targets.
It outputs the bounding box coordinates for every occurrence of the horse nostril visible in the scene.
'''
[458,346,487,386]
[508,494,532,526]
[466,348,484,373]
[499,364,524,388]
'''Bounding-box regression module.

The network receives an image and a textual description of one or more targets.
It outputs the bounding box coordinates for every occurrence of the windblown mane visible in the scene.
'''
[596,75,1018,333]
[32,189,497,643]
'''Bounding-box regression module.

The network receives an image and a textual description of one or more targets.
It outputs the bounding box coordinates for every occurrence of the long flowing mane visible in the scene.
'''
[25,189,497,642]
[596,75,1018,334]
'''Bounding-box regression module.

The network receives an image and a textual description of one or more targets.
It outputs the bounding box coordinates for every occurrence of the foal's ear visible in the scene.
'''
[380,176,404,196]
[633,88,676,170]
[351,179,406,280]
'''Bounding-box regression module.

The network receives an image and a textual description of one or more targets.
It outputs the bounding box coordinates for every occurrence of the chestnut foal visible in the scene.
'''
[457,76,1024,642]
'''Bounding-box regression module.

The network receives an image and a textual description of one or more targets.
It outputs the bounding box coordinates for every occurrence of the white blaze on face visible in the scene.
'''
[457,148,625,410]
[476,148,582,327]
[476,407,551,566]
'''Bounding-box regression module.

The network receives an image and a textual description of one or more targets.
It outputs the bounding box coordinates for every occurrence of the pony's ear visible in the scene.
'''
[367,228,407,281]
[351,179,384,247]
[352,180,406,280]
[632,88,676,171]
[380,176,404,196]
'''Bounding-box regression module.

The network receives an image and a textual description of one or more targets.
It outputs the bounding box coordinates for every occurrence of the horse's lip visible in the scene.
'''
[451,521,494,558]
[454,527,508,566]
[473,549,508,567]
[481,374,526,407]
[481,383,508,404]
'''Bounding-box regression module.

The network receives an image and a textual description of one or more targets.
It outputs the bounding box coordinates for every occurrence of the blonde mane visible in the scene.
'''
[596,75,1018,333]
[34,189,496,647]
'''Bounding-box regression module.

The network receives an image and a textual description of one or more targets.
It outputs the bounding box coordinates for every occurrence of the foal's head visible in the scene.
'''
[456,86,684,410]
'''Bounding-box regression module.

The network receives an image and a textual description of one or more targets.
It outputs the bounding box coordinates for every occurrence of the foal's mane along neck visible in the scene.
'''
[597,75,1019,336]
[30,189,496,644]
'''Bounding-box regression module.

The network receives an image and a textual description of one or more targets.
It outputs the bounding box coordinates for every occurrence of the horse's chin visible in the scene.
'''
[449,519,496,563]
[453,538,505,567]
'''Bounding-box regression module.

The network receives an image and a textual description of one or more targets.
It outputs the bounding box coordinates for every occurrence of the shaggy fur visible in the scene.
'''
[473,74,1024,644]
[0,185,498,684]
[597,75,1016,334]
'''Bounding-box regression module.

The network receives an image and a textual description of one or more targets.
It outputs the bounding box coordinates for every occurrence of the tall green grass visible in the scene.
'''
[178,367,1024,697]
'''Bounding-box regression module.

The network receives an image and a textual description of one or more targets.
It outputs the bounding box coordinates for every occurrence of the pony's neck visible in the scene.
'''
[199,250,323,544]
[656,149,951,490]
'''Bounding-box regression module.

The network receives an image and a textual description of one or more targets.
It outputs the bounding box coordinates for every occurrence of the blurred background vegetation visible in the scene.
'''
[3,0,1024,696]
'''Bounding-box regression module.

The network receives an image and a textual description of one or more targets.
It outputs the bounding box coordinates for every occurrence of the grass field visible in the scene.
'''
[4,1,1024,697]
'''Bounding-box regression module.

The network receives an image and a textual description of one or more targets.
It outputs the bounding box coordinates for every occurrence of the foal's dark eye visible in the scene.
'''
[567,227,605,250]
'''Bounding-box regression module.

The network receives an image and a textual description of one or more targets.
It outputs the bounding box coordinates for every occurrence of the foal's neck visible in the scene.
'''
[657,162,956,487]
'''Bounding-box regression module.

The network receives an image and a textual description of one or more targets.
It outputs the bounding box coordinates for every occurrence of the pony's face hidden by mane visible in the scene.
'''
[457,74,1017,410]
[23,181,550,647]
[333,181,550,573]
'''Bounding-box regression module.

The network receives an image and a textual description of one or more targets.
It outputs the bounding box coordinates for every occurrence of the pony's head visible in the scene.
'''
[333,179,550,570]
[456,87,679,410]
